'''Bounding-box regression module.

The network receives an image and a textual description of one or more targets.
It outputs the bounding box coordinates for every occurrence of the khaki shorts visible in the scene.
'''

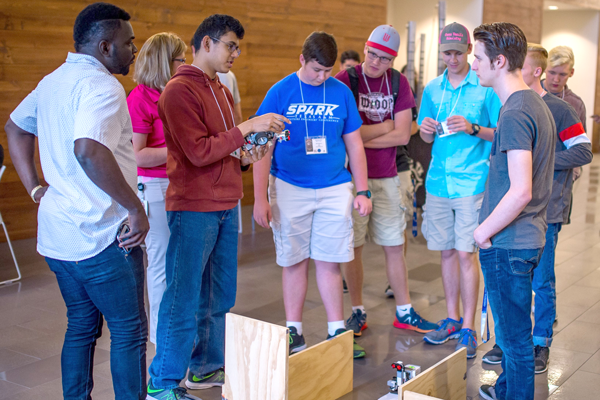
[268,175,355,267]
[398,170,414,224]
[422,192,483,253]
[353,176,406,247]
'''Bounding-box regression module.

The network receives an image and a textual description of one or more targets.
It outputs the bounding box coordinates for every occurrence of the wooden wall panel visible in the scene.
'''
[482,0,544,43]
[0,0,386,241]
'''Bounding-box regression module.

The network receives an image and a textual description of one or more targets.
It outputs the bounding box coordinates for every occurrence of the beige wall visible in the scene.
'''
[483,0,544,42]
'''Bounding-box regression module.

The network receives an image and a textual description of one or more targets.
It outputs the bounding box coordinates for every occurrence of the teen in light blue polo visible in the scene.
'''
[418,68,501,198]
[416,22,501,360]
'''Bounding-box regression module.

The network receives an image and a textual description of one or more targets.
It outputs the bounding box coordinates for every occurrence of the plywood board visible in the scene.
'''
[404,391,443,400]
[288,330,353,400]
[399,348,467,400]
[222,313,289,400]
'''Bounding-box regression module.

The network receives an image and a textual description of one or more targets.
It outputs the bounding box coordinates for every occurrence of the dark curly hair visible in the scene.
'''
[302,32,338,68]
[73,2,131,52]
[192,14,245,52]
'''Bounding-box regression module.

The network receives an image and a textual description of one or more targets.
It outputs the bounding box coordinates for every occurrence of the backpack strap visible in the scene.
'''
[346,66,359,104]
[391,68,400,106]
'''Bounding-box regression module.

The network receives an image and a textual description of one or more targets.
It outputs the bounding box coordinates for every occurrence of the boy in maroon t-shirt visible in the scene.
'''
[335,25,437,338]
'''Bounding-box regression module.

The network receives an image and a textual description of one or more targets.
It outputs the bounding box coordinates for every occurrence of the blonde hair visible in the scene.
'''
[527,43,548,73]
[548,45,574,69]
[133,32,187,91]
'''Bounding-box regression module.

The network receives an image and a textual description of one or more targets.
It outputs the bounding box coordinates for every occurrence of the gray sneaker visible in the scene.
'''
[479,384,498,400]
[147,382,201,399]
[423,318,462,344]
[185,367,224,390]
[345,309,368,337]
[534,345,550,374]
[455,328,477,359]
[384,284,394,298]
[482,344,503,365]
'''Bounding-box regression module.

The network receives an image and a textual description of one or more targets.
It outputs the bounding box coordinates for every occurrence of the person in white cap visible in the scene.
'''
[336,25,438,338]
[417,22,501,359]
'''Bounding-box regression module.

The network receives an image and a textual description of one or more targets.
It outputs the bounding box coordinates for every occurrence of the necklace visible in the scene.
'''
[361,63,392,122]
[191,64,236,131]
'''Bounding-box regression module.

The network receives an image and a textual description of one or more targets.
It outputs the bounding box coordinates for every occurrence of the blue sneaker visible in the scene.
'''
[185,367,225,390]
[345,309,368,337]
[423,318,463,344]
[147,381,201,399]
[455,328,477,359]
[393,307,438,333]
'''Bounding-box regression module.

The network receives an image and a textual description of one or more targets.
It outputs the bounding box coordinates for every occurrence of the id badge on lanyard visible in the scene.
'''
[305,137,328,155]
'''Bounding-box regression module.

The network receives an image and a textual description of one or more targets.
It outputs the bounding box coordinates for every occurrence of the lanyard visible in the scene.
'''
[411,176,418,238]
[435,79,463,122]
[191,64,236,131]
[297,73,325,138]
[361,64,393,122]
[481,287,490,343]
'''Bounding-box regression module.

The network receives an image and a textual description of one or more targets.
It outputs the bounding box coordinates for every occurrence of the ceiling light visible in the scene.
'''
[549,5,558,10]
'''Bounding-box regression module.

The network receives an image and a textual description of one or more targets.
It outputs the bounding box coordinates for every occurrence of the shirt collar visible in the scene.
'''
[440,65,476,89]
[66,52,111,75]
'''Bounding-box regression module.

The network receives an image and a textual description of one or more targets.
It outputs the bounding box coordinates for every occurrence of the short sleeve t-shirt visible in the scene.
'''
[336,65,415,179]
[479,90,556,249]
[127,84,167,178]
[257,73,362,189]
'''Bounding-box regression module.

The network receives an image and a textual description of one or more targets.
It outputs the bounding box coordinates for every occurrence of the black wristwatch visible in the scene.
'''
[356,190,372,199]
[470,123,481,136]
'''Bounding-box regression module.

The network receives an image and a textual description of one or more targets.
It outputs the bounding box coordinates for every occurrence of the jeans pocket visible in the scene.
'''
[508,249,540,275]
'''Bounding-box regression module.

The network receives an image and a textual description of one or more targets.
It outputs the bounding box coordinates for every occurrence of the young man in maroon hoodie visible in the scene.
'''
[147,14,290,400]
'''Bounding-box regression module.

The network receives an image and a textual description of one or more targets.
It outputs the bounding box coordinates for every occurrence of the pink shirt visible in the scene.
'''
[127,84,167,178]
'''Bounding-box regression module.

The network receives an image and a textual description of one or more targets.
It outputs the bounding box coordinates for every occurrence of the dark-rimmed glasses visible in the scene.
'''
[210,37,241,56]
[366,50,393,65]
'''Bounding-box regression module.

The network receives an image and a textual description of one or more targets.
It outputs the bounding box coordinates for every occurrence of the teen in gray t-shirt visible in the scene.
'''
[478,89,556,249]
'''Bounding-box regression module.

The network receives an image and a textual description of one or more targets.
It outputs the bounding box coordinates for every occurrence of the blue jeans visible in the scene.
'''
[480,246,543,400]
[149,209,238,389]
[532,223,561,347]
[46,241,147,400]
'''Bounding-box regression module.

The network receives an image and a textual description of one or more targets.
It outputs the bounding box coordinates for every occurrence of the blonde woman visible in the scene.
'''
[127,32,186,344]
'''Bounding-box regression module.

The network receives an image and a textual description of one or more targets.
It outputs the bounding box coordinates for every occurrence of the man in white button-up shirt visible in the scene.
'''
[5,3,149,400]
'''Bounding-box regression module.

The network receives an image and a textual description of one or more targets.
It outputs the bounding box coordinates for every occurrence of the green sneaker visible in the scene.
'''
[288,326,307,355]
[146,381,201,399]
[327,328,366,359]
[184,367,225,390]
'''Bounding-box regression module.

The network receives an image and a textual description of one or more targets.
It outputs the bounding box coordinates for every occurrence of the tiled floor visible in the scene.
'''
[1,160,600,399]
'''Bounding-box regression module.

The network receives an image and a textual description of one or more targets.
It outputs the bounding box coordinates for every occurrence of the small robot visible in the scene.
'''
[378,361,421,400]
[243,129,290,151]
[242,115,291,152]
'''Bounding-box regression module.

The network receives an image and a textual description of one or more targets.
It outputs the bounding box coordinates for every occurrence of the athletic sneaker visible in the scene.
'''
[345,309,368,337]
[482,344,503,365]
[385,284,394,298]
[423,318,463,344]
[343,279,349,293]
[327,328,366,359]
[479,384,498,400]
[288,326,307,355]
[393,307,437,333]
[185,367,224,390]
[147,381,201,399]
[534,345,550,374]
[455,328,477,359]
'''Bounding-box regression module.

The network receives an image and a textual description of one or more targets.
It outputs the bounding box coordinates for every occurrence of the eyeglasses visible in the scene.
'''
[367,50,393,65]
[210,37,241,56]
[172,58,186,63]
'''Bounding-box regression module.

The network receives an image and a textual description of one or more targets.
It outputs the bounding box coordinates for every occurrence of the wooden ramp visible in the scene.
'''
[222,313,353,400]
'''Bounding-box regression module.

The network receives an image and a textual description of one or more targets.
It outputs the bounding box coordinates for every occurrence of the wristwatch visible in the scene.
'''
[356,190,372,199]
[470,123,481,136]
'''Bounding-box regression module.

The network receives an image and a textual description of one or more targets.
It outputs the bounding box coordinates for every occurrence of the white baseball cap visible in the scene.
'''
[366,25,400,57]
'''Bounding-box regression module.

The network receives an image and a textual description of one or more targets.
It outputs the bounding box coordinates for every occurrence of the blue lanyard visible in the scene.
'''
[481,287,490,343]
[411,176,418,238]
